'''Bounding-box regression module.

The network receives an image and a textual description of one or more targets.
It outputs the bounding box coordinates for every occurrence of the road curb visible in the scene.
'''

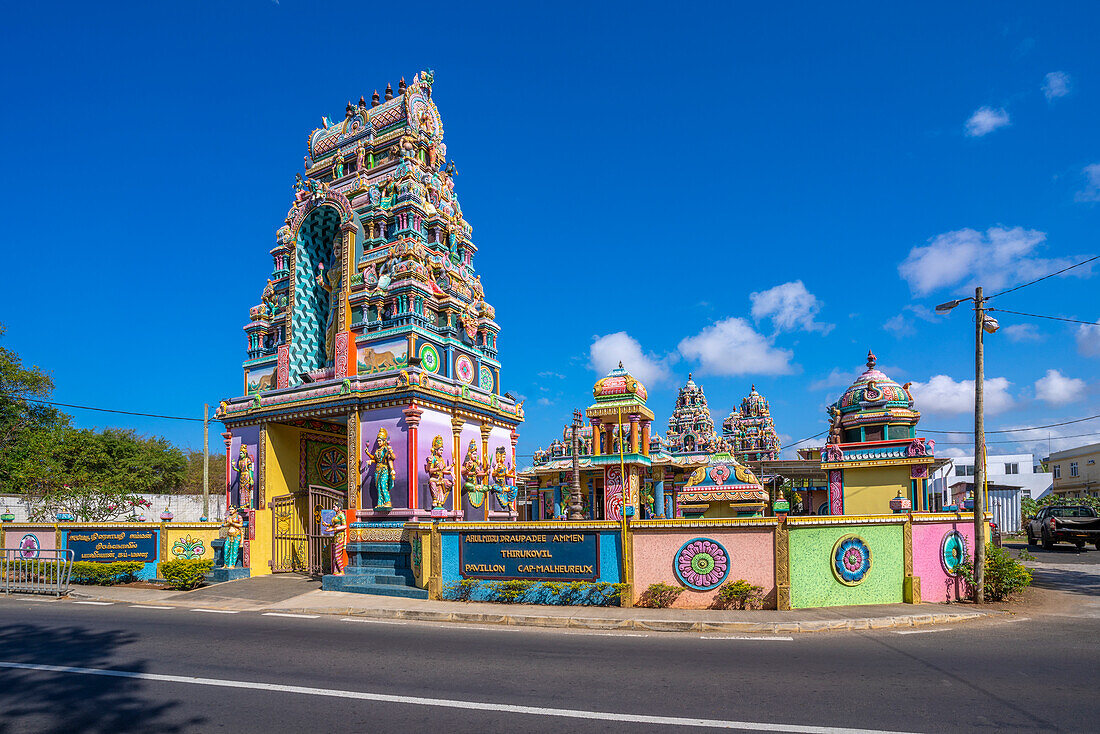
[63,590,1004,633]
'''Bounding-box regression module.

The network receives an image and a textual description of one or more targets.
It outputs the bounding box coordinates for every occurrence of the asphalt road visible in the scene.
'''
[0,590,1096,734]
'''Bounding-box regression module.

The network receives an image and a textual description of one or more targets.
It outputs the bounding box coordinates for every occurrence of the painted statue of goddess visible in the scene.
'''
[315,235,342,365]
[425,435,453,509]
[222,506,243,568]
[363,428,396,509]
[324,502,348,574]
[489,447,517,509]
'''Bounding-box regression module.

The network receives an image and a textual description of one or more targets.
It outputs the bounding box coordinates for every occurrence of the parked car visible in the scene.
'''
[1025,505,1100,550]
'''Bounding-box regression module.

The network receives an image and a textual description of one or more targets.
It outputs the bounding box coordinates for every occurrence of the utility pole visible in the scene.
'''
[203,403,210,521]
[569,409,584,520]
[973,287,987,603]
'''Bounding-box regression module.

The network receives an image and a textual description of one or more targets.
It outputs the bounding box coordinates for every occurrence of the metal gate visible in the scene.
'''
[270,485,344,575]
[307,485,344,576]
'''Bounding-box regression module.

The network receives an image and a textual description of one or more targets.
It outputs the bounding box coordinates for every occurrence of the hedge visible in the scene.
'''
[158,559,214,590]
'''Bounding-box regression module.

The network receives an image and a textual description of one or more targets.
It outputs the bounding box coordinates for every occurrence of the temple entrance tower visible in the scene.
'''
[218,72,524,575]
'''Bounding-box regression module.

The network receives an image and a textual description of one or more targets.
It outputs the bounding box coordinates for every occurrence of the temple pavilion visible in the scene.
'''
[723,385,781,463]
[523,367,767,519]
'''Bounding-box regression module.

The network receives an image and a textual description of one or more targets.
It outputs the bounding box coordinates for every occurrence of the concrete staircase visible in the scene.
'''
[322,541,428,599]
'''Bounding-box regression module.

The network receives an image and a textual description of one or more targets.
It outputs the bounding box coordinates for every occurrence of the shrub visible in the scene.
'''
[490,580,534,603]
[712,579,764,610]
[159,559,214,590]
[443,579,482,602]
[636,582,685,608]
[958,543,1032,602]
[70,561,145,585]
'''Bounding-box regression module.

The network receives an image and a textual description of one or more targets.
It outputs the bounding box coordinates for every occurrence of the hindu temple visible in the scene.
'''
[723,384,781,464]
[216,71,523,578]
[524,366,767,519]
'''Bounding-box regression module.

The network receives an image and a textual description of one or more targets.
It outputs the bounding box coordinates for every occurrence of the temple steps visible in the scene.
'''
[322,540,428,599]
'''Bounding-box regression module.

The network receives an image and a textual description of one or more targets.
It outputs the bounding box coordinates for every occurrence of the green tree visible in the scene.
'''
[0,323,68,491]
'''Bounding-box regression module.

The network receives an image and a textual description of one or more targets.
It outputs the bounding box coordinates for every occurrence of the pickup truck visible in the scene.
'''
[1025,505,1100,550]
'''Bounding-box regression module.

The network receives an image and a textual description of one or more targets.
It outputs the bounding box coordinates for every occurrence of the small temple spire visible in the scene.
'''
[384,83,394,100]
[371,90,380,107]
[866,349,877,369]
[618,361,624,369]
[398,77,406,94]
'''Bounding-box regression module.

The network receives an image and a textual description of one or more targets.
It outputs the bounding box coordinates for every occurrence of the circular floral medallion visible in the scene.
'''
[832,534,872,586]
[674,538,730,590]
[419,343,440,374]
[479,365,494,392]
[317,446,348,486]
[19,534,40,560]
[941,530,968,576]
[455,355,475,384]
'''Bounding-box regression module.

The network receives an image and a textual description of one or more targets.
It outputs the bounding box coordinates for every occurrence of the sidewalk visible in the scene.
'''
[63,576,1007,634]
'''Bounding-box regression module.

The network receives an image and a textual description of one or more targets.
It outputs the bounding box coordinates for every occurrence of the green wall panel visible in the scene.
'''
[789,523,903,609]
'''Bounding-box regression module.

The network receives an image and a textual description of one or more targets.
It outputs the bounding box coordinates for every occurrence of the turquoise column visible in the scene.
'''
[654,480,666,518]
[554,485,562,519]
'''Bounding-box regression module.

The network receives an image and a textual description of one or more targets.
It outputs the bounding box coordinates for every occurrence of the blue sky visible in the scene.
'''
[1,2,1098,461]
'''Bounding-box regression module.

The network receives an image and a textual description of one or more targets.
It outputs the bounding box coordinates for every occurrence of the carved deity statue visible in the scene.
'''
[425,435,453,509]
[356,143,366,172]
[827,405,843,446]
[461,441,483,493]
[332,154,344,179]
[489,446,517,510]
[324,502,348,575]
[222,506,243,568]
[235,446,254,509]
[363,427,396,509]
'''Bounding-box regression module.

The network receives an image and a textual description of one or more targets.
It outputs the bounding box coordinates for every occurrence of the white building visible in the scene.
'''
[929,453,1052,532]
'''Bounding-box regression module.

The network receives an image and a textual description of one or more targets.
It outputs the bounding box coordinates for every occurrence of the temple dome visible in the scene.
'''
[829,350,920,439]
[592,362,648,404]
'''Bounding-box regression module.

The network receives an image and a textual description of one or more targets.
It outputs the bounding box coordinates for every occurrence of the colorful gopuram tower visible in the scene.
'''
[664,374,723,456]
[819,351,935,515]
[218,72,524,574]
[722,385,781,464]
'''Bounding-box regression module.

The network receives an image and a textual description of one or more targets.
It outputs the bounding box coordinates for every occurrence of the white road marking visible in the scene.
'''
[191,609,239,614]
[589,632,649,637]
[130,605,173,610]
[72,601,113,606]
[0,660,924,733]
[894,629,948,635]
[15,597,58,602]
[699,636,794,641]
[262,612,320,619]
[339,617,406,625]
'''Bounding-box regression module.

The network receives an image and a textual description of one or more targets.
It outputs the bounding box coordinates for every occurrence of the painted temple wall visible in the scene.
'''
[266,423,301,502]
[360,406,409,509]
[415,408,455,511]
[630,524,776,608]
[788,520,904,609]
[841,465,913,515]
[912,518,975,603]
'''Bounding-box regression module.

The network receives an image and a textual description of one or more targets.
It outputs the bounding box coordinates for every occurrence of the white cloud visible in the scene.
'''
[808,367,860,392]
[536,397,553,407]
[1034,369,1085,406]
[537,371,566,379]
[677,317,794,376]
[965,106,1010,137]
[1003,324,1043,343]
[589,332,670,386]
[1076,164,1100,203]
[1078,320,1100,357]
[749,281,833,334]
[907,375,1015,416]
[883,305,937,337]
[1042,71,1071,101]
[1001,424,1090,457]
[897,226,1093,297]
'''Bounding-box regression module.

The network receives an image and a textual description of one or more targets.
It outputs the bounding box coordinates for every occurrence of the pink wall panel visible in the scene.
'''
[913,520,975,603]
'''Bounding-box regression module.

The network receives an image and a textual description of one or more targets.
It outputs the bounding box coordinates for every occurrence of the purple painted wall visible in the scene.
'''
[228,426,260,509]
[913,519,975,603]
[360,407,408,510]
[416,408,455,511]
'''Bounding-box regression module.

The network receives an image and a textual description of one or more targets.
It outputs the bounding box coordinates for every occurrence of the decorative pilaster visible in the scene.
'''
[479,424,492,521]
[347,411,359,510]
[629,415,640,454]
[903,514,920,603]
[641,420,651,456]
[404,404,423,511]
[774,517,791,610]
[257,427,267,509]
[451,416,464,514]
[591,419,602,455]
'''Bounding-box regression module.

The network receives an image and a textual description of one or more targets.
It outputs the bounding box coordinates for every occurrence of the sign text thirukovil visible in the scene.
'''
[458,531,600,581]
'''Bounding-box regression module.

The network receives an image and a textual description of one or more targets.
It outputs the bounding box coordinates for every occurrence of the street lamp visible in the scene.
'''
[569,409,585,520]
[936,286,997,602]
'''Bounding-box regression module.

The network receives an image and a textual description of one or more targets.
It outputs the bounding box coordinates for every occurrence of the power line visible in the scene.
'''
[988,308,1099,327]
[22,398,206,423]
[922,412,1100,435]
[779,429,827,451]
[987,254,1100,300]
[936,430,1100,446]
